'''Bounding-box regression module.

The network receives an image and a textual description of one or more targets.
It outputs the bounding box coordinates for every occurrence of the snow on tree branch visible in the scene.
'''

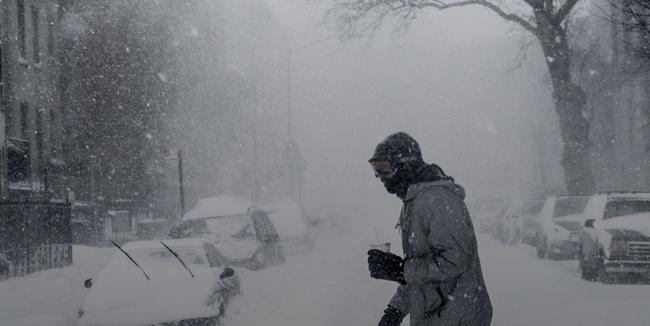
[327,0,539,37]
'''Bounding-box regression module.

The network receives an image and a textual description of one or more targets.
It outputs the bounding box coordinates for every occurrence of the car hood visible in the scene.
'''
[78,267,223,326]
[553,213,585,232]
[600,214,650,241]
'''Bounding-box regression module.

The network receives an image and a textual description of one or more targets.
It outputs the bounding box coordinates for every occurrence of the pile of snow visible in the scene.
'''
[262,200,308,240]
[78,239,227,326]
[184,195,255,220]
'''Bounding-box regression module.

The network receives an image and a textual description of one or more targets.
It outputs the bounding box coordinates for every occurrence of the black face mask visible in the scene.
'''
[380,165,413,199]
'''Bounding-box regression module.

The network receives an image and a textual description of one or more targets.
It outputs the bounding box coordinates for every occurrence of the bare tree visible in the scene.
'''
[610,0,650,59]
[327,0,594,194]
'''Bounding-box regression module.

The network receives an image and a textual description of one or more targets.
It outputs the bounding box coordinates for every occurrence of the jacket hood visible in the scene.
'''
[404,180,466,202]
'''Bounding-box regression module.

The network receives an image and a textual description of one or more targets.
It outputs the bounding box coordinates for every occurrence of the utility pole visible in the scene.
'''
[177,150,185,217]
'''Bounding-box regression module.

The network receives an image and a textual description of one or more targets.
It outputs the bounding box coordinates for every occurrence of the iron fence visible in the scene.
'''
[0,201,72,280]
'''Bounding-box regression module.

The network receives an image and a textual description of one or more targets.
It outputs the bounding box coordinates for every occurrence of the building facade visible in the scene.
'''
[1,0,67,201]
[581,0,650,192]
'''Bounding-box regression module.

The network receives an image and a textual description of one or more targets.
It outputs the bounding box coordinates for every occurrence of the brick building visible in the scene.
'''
[1,0,67,201]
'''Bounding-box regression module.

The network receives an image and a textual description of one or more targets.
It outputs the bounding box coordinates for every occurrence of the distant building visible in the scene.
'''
[1,0,67,201]
[581,0,650,192]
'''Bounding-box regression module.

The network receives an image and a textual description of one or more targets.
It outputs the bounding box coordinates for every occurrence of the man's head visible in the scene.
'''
[369,132,425,199]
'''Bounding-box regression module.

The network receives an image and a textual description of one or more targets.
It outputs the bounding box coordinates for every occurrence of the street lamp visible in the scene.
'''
[286,36,335,202]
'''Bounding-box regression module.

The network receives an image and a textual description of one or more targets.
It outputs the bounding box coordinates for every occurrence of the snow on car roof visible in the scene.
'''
[183,195,256,220]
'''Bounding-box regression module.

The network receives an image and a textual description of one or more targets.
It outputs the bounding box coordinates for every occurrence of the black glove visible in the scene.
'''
[367,249,406,285]
[378,305,406,326]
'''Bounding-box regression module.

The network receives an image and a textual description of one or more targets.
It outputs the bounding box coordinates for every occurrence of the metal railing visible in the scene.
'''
[0,201,72,280]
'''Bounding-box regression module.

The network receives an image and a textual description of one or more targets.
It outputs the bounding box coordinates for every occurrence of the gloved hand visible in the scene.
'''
[367,249,406,285]
[378,305,406,326]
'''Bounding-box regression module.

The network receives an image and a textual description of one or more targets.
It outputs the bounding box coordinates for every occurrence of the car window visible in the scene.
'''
[553,197,589,218]
[604,199,650,219]
[205,215,255,240]
[169,220,210,238]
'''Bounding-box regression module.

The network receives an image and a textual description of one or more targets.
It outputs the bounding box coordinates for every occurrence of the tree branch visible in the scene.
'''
[553,0,580,24]
[414,1,538,35]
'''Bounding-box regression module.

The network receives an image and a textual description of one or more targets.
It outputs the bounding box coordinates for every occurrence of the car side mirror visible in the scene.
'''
[84,278,93,289]
[584,219,595,228]
[219,267,235,280]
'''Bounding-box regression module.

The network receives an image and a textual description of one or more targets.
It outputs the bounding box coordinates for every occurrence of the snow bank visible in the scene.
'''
[262,200,308,239]
[0,246,114,326]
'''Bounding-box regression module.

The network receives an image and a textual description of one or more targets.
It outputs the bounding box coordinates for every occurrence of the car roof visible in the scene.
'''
[183,195,256,220]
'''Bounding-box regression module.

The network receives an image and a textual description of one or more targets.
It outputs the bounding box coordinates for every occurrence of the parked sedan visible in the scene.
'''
[169,195,285,270]
[76,238,240,326]
[500,199,544,245]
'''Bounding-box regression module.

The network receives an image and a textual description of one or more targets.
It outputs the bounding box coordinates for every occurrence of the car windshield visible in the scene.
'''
[146,247,208,266]
[604,199,650,219]
[553,197,589,218]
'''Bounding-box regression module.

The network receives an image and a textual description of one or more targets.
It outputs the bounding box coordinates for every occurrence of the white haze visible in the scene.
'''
[267,1,564,226]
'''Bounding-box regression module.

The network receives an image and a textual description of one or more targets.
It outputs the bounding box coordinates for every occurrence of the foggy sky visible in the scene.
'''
[267,1,564,229]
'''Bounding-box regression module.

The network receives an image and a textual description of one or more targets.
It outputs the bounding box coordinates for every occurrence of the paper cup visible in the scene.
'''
[370,242,391,253]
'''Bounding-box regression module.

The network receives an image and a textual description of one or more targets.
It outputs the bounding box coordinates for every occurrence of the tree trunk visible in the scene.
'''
[538,24,595,194]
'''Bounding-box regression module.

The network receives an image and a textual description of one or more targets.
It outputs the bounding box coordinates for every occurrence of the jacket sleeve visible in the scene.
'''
[388,284,410,314]
[403,190,472,284]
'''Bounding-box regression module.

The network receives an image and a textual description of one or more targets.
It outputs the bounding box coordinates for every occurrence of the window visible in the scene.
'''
[36,108,44,159]
[50,109,57,154]
[5,109,14,136]
[17,0,26,59]
[553,196,589,218]
[32,6,40,63]
[604,199,650,219]
[47,12,54,56]
[20,101,28,139]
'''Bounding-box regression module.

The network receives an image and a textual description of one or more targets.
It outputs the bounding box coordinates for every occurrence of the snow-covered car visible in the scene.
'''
[169,195,285,270]
[500,199,544,245]
[76,238,240,326]
[516,199,545,246]
[471,200,506,233]
[490,204,511,241]
[262,200,314,254]
[579,192,650,282]
[537,195,590,259]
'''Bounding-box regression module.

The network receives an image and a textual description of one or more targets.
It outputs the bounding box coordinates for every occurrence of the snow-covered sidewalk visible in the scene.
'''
[0,246,114,326]
[225,232,650,326]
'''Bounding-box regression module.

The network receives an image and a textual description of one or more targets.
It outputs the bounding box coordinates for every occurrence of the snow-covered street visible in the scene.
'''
[4,225,647,326]
[224,231,650,326]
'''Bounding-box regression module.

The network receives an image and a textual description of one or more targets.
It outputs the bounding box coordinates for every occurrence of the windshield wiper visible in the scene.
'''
[111,240,151,280]
[160,241,195,278]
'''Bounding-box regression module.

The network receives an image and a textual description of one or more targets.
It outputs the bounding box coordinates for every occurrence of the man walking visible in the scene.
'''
[367,132,492,326]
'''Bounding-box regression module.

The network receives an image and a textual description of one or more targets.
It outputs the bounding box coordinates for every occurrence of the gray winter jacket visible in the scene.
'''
[388,180,492,326]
